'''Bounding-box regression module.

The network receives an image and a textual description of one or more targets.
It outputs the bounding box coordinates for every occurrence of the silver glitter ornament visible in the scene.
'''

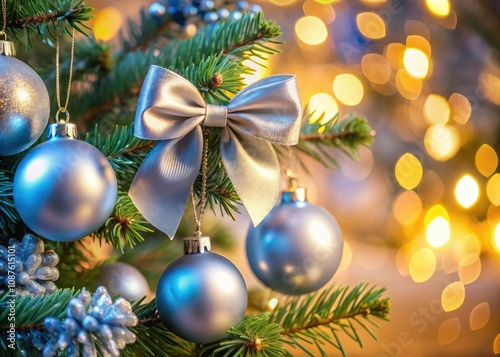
[246,188,344,295]
[13,122,118,242]
[95,262,150,302]
[0,40,50,156]
[156,236,248,343]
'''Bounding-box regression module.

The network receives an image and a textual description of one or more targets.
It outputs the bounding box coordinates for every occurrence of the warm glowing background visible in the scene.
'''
[87,0,500,356]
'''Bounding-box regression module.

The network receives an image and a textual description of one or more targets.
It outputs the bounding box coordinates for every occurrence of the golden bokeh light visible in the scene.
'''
[438,317,461,346]
[425,204,449,226]
[424,125,460,161]
[469,302,490,331]
[303,0,336,24]
[267,297,279,309]
[458,253,481,285]
[308,93,339,124]
[449,93,472,124]
[360,0,387,4]
[396,69,422,100]
[393,190,422,225]
[409,248,436,283]
[426,0,451,17]
[493,223,500,253]
[361,53,392,84]
[93,7,124,41]
[356,12,386,39]
[486,174,500,206]
[333,74,364,106]
[494,333,500,354]
[441,281,465,312]
[453,234,481,263]
[395,243,413,276]
[476,144,498,177]
[385,42,406,69]
[395,153,423,190]
[316,0,342,3]
[270,0,297,6]
[406,35,431,56]
[426,216,451,248]
[295,16,328,45]
[424,94,450,126]
[479,72,500,105]
[455,174,479,208]
[403,48,429,78]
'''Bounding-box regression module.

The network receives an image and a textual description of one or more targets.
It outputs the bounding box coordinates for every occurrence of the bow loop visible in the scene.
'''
[129,66,302,238]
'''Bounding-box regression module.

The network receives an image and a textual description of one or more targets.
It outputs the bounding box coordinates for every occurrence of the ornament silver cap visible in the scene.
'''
[0,40,16,56]
[184,236,211,254]
[281,187,308,203]
[47,122,78,140]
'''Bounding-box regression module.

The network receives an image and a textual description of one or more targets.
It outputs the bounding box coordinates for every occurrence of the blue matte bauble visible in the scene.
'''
[156,251,248,343]
[246,190,343,295]
[0,55,50,156]
[13,124,117,242]
[149,2,167,20]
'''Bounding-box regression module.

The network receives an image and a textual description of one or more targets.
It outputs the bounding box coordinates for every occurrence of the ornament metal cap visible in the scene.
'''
[282,187,308,203]
[0,40,16,56]
[184,236,211,254]
[47,122,78,140]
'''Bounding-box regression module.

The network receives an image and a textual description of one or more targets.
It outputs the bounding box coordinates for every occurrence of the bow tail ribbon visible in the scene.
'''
[221,129,281,225]
[129,128,203,238]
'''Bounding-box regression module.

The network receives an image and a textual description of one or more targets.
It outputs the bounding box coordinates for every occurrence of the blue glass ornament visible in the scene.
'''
[246,188,343,295]
[13,122,117,242]
[217,8,231,20]
[156,236,247,343]
[249,4,262,13]
[0,40,50,156]
[203,11,219,22]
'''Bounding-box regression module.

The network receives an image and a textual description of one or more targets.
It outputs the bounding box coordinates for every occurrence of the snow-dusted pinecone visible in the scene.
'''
[43,286,139,357]
[0,233,59,296]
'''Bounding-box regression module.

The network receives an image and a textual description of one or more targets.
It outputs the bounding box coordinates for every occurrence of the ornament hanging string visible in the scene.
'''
[286,147,300,191]
[55,27,75,123]
[1,0,7,40]
[190,132,209,237]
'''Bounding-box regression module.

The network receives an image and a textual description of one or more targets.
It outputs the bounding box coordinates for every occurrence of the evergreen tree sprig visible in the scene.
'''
[274,283,390,357]
[0,171,18,236]
[289,113,374,171]
[92,193,154,253]
[4,0,92,40]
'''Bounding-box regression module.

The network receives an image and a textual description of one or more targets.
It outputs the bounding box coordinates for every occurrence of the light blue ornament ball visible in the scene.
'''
[13,123,117,242]
[246,189,343,295]
[156,250,247,343]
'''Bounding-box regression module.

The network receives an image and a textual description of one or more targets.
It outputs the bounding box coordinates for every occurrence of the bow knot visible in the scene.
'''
[204,104,227,128]
[129,66,302,238]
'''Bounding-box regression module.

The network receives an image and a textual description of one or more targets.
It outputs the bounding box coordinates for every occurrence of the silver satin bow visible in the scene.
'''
[129,66,302,238]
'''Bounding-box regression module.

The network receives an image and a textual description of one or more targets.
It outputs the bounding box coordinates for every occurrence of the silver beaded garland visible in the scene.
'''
[246,188,344,295]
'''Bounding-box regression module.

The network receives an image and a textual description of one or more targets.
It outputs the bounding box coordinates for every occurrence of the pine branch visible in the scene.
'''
[83,124,153,190]
[287,113,375,171]
[66,13,281,128]
[4,0,92,40]
[92,193,154,253]
[0,171,18,237]
[273,283,390,357]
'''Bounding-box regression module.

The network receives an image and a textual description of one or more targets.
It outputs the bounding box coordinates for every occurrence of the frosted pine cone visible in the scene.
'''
[43,286,139,357]
[0,233,59,296]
